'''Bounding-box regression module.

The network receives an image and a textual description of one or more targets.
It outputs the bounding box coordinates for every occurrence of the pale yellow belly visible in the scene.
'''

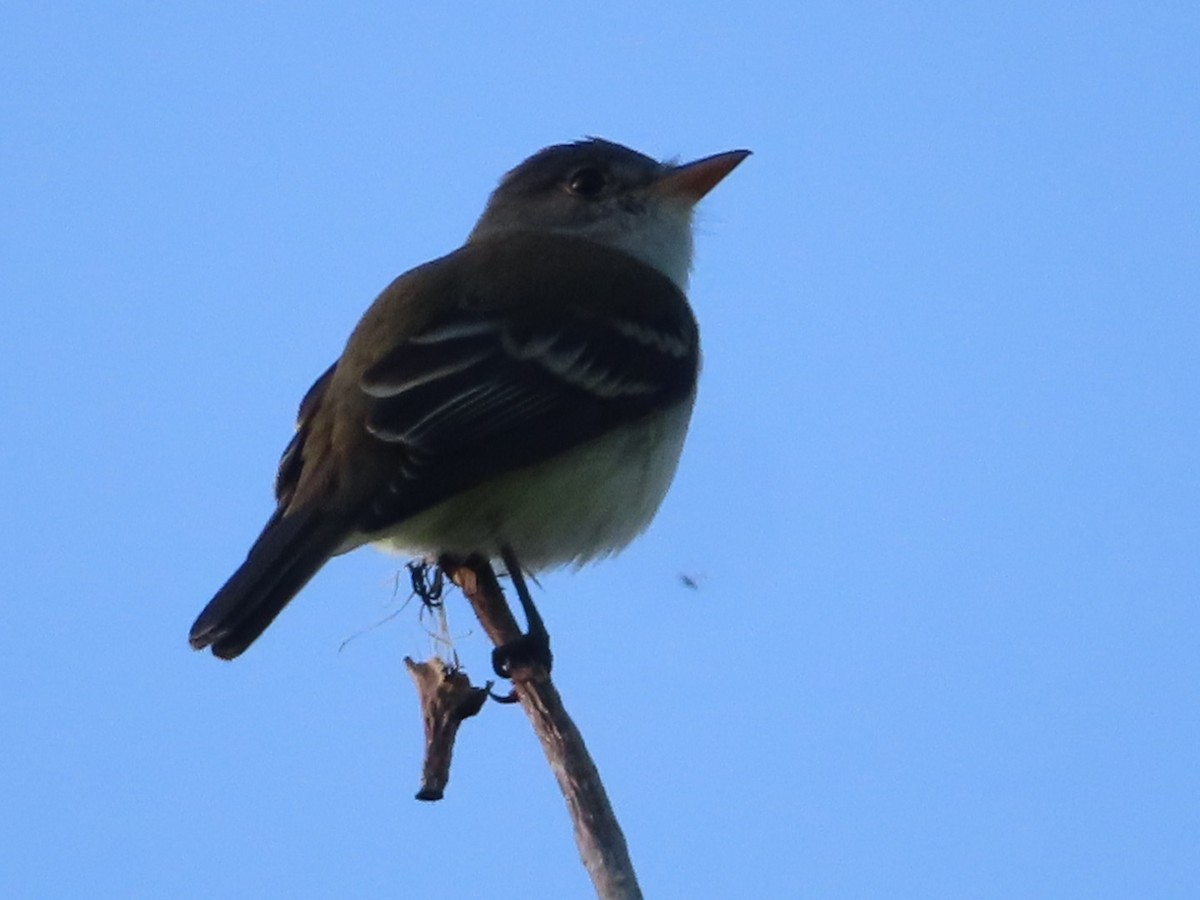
[361,399,694,570]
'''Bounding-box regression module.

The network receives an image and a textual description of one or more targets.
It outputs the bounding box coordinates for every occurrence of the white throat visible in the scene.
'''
[471,197,697,292]
[592,205,695,292]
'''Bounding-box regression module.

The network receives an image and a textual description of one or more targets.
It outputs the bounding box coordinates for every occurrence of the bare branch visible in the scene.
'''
[404,656,489,801]
[444,555,643,900]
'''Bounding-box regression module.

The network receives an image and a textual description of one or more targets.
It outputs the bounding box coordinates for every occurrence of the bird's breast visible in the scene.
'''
[365,397,695,570]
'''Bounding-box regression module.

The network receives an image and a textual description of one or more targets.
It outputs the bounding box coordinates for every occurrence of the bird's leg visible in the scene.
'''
[491,545,553,680]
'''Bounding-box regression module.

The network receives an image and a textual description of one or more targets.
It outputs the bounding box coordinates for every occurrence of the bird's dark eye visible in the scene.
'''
[566,167,606,198]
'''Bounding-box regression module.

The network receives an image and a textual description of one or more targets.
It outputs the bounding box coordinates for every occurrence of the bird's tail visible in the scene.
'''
[189,508,349,660]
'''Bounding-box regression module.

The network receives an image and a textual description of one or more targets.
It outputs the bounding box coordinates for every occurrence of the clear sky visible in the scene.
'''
[2,3,1196,898]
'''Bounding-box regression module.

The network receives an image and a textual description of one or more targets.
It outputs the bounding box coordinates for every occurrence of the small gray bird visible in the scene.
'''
[189,139,749,660]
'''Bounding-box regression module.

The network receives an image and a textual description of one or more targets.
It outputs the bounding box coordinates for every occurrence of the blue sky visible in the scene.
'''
[2,3,1197,897]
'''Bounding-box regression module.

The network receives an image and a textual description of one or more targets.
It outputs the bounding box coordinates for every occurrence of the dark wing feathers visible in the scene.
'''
[275,361,336,507]
[356,297,697,533]
[188,503,348,659]
[361,315,499,398]
[191,361,343,658]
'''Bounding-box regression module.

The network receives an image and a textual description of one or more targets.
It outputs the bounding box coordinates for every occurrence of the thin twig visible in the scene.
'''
[404,656,489,801]
[443,554,643,900]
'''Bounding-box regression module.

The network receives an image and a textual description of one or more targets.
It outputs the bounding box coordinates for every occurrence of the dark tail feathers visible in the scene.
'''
[189,508,348,660]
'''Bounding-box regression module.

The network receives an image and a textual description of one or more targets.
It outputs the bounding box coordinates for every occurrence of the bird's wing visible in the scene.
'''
[354,253,699,532]
[275,360,337,508]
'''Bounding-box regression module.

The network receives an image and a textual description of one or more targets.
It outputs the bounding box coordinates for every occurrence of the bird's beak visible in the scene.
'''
[651,149,752,204]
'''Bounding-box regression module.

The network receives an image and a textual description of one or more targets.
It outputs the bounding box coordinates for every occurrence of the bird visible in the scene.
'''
[189,138,749,661]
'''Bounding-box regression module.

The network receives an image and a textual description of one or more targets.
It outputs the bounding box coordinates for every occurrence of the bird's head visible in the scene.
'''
[469,138,749,290]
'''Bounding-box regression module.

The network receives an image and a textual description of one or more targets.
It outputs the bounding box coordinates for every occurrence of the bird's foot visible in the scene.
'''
[491,626,553,680]
[491,545,554,683]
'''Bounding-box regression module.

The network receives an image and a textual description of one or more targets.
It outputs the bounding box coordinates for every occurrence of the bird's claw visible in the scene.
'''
[491,629,553,680]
